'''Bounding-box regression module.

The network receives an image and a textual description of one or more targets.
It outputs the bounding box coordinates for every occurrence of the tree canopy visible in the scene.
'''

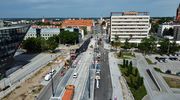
[22,37,48,53]
[22,35,59,53]
[59,31,79,44]
[158,39,179,55]
[163,28,174,36]
[138,36,157,54]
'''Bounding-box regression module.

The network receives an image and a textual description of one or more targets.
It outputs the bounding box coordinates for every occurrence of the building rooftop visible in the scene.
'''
[0,24,30,30]
[61,19,93,27]
[111,11,149,16]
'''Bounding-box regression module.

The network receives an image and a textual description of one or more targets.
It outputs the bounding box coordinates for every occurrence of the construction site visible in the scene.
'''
[2,52,70,100]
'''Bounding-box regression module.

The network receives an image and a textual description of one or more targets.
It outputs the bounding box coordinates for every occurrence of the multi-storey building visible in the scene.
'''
[158,23,180,37]
[110,12,151,43]
[0,25,30,76]
[24,26,60,40]
[0,20,4,28]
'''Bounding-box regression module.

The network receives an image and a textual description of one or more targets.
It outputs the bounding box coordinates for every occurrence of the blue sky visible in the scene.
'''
[0,0,179,18]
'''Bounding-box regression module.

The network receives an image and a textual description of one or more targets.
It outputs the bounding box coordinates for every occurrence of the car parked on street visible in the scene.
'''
[73,72,78,78]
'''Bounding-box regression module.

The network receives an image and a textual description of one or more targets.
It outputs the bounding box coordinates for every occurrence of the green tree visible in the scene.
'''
[150,23,159,33]
[163,28,169,36]
[123,39,131,50]
[113,35,121,51]
[123,59,126,68]
[59,31,79,44]
[134,68,138,76]
[168,28,174,36]
[130,76,134,87]
[129,61,133,74]
[46,36,59,51]
[158,38,170,54]
[125,60,129,68]
[22,37,48,53]
[138,36,157,54]
[169,41,179,55]
[111,41,114,49]
[101,21,106,26]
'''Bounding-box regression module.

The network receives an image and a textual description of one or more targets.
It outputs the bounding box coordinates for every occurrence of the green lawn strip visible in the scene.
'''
[154,67,163,73]
[117,52,135,59]
[130,85,147,100]
[163,77,180,88]
[119,64,147,100]
[145,58,153,64]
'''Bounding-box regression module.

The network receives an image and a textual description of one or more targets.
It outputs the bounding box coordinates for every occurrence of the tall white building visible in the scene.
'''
[110,12,151,43]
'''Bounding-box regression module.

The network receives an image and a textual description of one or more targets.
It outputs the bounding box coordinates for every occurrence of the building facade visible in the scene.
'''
[174,26,180,41]
[110,12,151,43]
[0,25,30,76]
[24,26,60,40]
[176,4,180,22]
[0,20,4,28]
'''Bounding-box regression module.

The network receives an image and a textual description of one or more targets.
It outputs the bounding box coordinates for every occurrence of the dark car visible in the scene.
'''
[176,72,180,76]
[169,57,178,60]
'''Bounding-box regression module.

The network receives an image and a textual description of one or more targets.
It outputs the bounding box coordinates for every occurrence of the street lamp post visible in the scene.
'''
[50,60,55,97]
[88,64,91,98]
[51,65,55,97]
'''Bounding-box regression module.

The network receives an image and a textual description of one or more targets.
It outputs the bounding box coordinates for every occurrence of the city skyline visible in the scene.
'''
[0,0,180,18]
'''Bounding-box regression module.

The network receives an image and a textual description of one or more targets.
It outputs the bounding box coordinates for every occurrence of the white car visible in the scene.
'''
[44,73,52,81]
[73,73,78,78]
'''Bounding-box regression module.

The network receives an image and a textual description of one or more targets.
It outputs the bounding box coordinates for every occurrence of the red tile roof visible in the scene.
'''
[61,19,93,27]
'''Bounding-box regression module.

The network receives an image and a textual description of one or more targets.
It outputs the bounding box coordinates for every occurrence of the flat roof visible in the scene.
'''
[0,24,31,30]
[111,11,149,16]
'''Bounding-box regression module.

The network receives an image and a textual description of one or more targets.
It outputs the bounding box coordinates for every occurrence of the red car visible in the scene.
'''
[60,71,65,76]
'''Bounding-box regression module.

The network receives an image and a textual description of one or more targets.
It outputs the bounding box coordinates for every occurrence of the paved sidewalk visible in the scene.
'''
[109,52,123,100]
[109,52,135,100]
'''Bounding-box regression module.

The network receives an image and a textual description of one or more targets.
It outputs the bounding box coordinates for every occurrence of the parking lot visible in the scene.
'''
[146,54,180,74]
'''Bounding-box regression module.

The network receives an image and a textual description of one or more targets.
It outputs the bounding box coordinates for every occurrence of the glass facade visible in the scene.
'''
[0,25,30,76]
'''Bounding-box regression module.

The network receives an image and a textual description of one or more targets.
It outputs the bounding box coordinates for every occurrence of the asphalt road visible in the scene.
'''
[94,41,112,100]
[38,67,71,100]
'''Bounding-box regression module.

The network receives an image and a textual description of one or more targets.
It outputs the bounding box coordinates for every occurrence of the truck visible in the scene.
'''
[62,85,75,100]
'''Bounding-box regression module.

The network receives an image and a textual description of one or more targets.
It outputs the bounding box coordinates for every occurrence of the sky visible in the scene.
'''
[0,0,179,18]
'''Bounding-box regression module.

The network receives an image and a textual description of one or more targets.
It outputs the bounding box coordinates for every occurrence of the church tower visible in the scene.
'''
[176,3,180,22]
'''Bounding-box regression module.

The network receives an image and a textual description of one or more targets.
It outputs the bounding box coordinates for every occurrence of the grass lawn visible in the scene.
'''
[154,67,163,73]
[119,64,147,100]
[145,58,153,64]
[131,85,147,100]
[163,77,180,88]
[117,52,135,59]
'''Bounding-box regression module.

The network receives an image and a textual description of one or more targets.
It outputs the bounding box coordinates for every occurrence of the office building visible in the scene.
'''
[110,12,151,43]
[0,25,30,76]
